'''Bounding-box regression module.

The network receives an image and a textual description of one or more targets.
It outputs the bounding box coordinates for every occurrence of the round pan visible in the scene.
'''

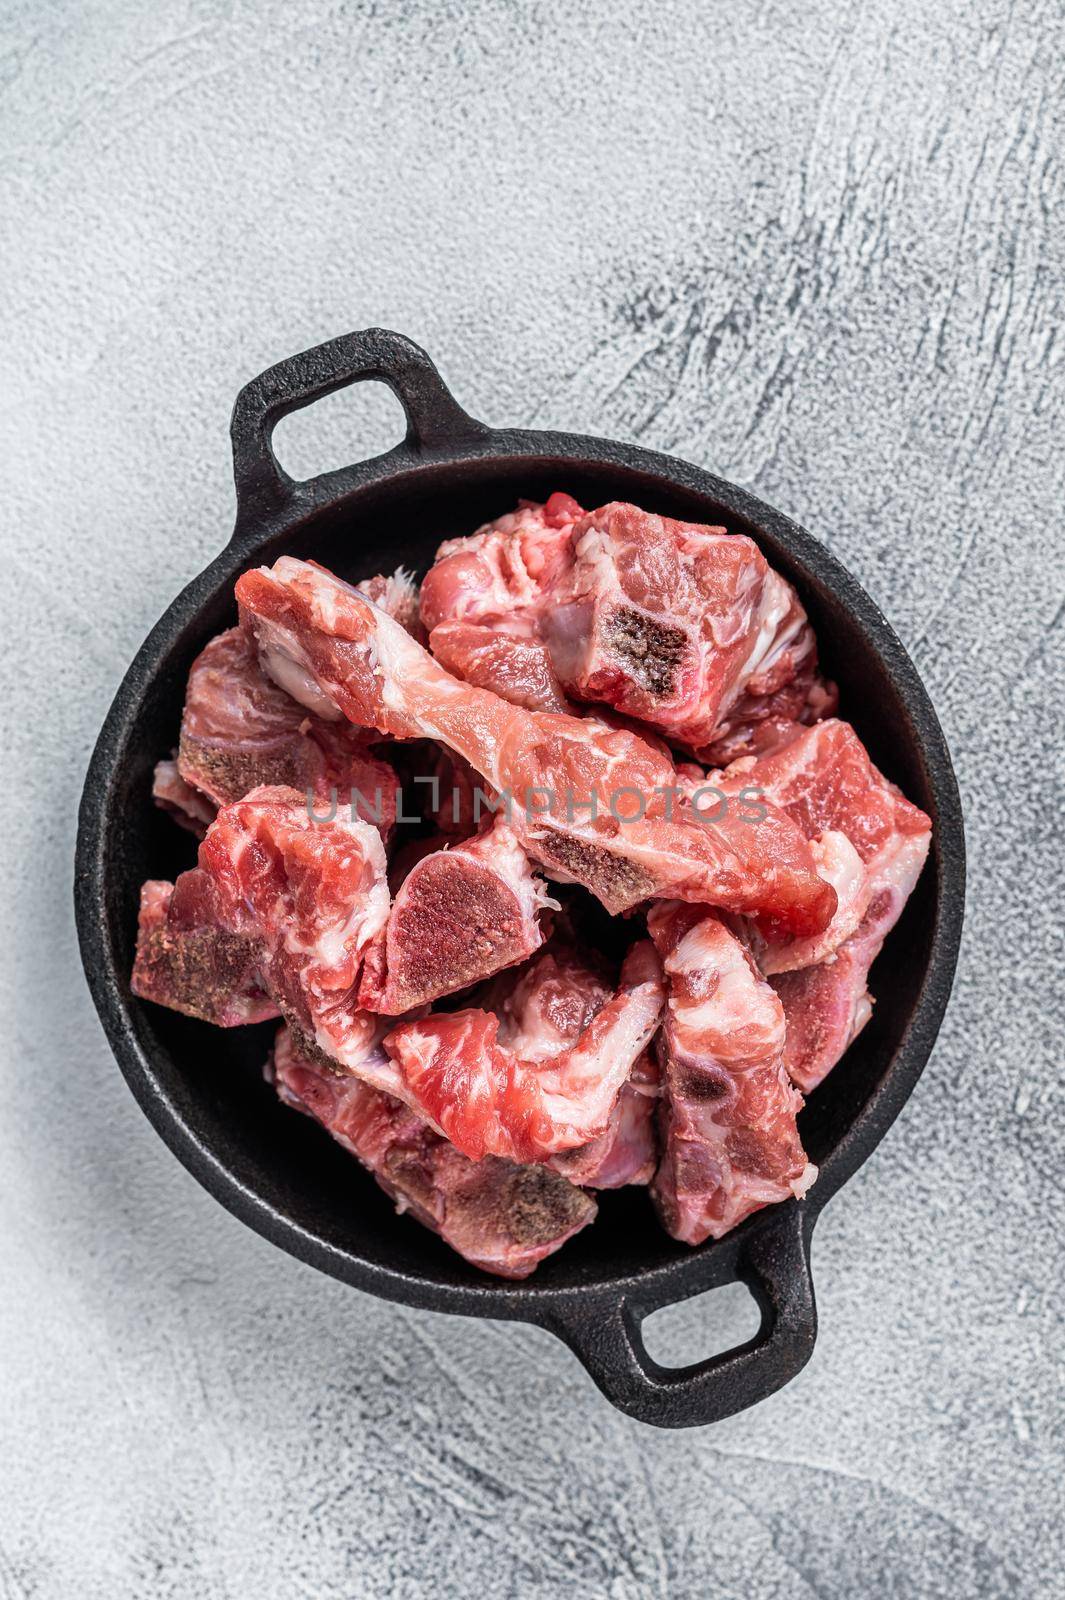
[75,329,965,1427]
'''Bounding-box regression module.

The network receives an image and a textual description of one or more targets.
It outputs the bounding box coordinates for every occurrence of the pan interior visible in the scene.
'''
[102,452,942,1296]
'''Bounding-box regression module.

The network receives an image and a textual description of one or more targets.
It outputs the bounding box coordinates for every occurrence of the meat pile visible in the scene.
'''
[132,495,931,1277]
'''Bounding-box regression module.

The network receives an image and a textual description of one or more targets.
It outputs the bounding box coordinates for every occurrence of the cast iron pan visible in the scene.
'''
[75,328,965,1428]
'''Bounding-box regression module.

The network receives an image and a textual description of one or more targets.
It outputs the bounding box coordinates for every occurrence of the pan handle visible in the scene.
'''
[542,1204,816,1428]
[229,327,489,529]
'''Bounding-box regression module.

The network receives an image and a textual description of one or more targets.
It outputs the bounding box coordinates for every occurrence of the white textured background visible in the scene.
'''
[2,1,1063,1595]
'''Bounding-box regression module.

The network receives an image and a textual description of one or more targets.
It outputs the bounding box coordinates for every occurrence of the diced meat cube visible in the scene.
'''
[419,499,582,710]
[195,784,391,1052]
[723,719,932,872]
[419,496,583,636]
[137,790,554,1052]
[721,718,932,979]
[772,828,931,1092]
[542,502,817,757]
[419,499,822,759]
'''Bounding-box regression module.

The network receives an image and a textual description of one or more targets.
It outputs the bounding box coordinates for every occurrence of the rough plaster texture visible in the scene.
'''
[1,1,1063,1595]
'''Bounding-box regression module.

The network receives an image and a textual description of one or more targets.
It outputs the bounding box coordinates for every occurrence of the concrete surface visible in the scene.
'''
[1,0,1062,1595]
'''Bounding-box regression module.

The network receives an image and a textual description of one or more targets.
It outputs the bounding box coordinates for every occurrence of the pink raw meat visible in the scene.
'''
[382,941,665,1163]
[772,830,931,1092]
[550,1049,660,1189]
[270,1024,596,1279]
[420,494,583,635]
[195,784,391,1046]
[142,784,556,1036]
[365,817,556,1014]
[476,945,660,1188]
[541,502,818,757]
[420,498,821,758]
[720,718,932,975]
[647,902,816,1244]
[235,557,837,935]
[178,627,399,836]
[751,828,869,976]
[161,788,661,1165]
[772,948,873,1096]
[429,620,571,713]
[420,495,583,711]
[723,719,932,874]
[700,675,839,767]
[131,876,279,1026]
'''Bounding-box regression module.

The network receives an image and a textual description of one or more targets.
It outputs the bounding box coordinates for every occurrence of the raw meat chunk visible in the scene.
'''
[542,502,817,757]
[700,675,839,767]
[721,718,932,975]
[382,941,666,1163]
[772,825,931,1091]
[419,494,583,636]
[549,1049,660,1189]
[429,620,570,713]
[772,947,873,1096]
[271,1024,596,1279]
[647,902,816,1244]
[196,785,391,1050]
[471,942,613,1056]
[752,828,869,976]
[236,557,837,935]
[178,627,399,836]
[476,945,660,1188]
[722,719,931,876]
[146,787,555,1045]
[419,496,583,710]
[131,876,278,1026]
[419,498,821,758]
[365,817,556,1014]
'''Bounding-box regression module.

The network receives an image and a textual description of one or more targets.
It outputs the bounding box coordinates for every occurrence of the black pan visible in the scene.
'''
[75,328,965,1427]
